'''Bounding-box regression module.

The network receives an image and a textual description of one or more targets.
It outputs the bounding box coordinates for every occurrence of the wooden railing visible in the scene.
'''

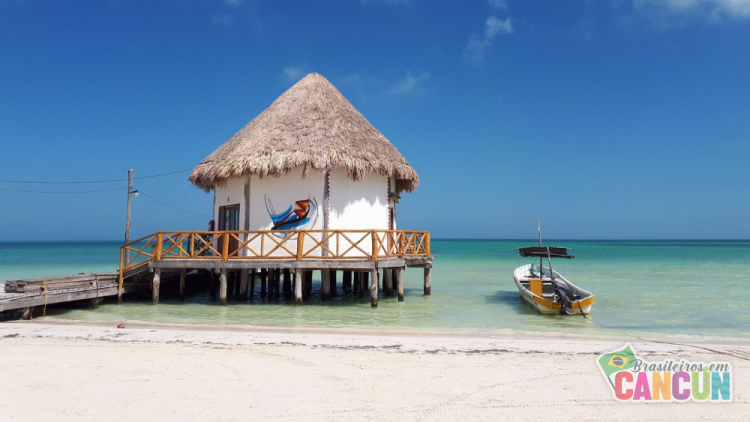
[119,230,430,291]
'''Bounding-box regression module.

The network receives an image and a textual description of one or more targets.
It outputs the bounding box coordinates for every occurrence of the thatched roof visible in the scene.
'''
[189,73,419,193]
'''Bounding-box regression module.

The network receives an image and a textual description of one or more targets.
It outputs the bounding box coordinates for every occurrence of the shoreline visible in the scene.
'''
[25,315,750,345]
[3,319,750,355]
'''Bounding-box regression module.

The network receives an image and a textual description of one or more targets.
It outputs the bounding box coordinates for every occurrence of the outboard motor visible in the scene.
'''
[552,280,573,315]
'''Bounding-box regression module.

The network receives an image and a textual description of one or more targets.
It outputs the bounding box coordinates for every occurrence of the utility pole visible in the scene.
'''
[124,169,133,267]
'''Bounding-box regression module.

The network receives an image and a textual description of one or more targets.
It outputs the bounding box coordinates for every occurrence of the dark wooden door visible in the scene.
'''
[219,204,240,253]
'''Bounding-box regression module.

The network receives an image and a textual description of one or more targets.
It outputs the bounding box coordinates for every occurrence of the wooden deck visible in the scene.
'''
[118,229,434,307]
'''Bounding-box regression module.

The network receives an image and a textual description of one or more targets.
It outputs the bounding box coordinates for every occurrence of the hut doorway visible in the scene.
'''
[219,204,240,253]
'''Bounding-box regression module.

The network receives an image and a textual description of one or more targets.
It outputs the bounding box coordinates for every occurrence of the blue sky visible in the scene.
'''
[1,0,749,240]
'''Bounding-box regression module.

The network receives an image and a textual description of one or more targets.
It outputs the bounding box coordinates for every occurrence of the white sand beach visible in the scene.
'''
[1,321,748,421]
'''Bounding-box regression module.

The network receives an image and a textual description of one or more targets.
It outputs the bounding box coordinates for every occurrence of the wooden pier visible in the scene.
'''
[0,273,148,319]
[119,229,433,307]
[0,229,433,319]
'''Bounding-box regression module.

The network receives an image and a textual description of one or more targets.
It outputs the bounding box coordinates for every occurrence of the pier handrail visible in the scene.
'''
[118,229,431,292]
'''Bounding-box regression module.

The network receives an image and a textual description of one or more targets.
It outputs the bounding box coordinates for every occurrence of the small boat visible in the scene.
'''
[513,219,594,315]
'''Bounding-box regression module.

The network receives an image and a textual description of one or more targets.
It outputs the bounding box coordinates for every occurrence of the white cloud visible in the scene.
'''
[282,66,307,82]
[633,0,750,18]
[489,0,508,9]
[464,12,513,63]
[485,16,513,38]
[464,36,492,63]
[360,0,414,5]
[211,14,232,26]
[388,71,430,94]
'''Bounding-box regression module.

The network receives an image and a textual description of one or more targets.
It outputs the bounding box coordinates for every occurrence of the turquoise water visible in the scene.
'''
[1,240,749,340]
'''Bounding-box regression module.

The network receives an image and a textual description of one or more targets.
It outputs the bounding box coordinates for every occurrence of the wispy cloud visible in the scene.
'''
[627,0,750,23]
[464,10,514,63]
[360,0,415,5]
[282,65,309,83]
[211,14,232,26]
[211,0,263,30]
[485,16,513,37]
[488,0,508,9]
[388,71,430,94]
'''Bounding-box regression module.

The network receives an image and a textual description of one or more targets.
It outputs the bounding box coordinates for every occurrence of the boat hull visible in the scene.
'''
[513,264,594,315]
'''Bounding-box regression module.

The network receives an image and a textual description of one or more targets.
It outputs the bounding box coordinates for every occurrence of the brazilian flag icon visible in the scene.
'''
[598,343,638,379]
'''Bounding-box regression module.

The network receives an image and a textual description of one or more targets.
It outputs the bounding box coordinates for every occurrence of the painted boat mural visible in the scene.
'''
[265,196,318,237]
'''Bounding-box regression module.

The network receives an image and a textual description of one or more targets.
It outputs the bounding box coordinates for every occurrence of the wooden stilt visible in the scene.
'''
[424,266,431,295]
[360,272,368,298]
[249,269,256,299]
[179,269,186,300]
[274,269,281,300]
[152,269,161,305]
[89,298,100,309]
[305,271,313,298]
[353,271,360,294]
[260,268,267,298]
[321,269,330,299]
[384,268,393,296]
[219,269,228,306]
[283,268,291,300]
[229,271,236,299]
[397,268,404,302]
[239,269,248,299]
[210,271,217,297]
[370,269,379,307]
[295,269,303,305]
[330,270,337,296]
[343,271,352,290]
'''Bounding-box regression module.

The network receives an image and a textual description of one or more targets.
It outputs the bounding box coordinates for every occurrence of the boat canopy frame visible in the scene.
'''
[516,246,575,259]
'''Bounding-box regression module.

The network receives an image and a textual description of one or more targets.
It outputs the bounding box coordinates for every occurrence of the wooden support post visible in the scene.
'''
[179,269,186,300]
[360,271,368,298]
[353,271,360,295]
[305,271,313,298]
[274,269,281,300]
[384,268,394,296]
[295,269,303,305]
[424,266,431,295]
[260,268,267,298]
[239,269,248,300]
[219,269,228,306]
[397,268,404,302]
[249,269,256,299]
[343,271,352,290]
[210,270,217,297]
[233,271,240,298]
[152,269,161,305]
[321,269,330,300]
[330,270,337,296]
[89,298,100,309]
[283,268,291,300]
[370,269,379,307]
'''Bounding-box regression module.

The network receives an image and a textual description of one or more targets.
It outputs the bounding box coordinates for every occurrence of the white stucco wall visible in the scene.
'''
[213,167,394,258]
[329,168,388,230]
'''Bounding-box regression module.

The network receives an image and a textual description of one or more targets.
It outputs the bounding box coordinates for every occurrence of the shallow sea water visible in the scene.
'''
[1,240,748,340]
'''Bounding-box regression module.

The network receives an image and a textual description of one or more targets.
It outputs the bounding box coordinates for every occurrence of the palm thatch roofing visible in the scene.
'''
[189,73,419,193]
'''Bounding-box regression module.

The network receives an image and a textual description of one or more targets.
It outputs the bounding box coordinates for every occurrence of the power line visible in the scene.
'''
[139,192,210,217]
[0,187,124,194]
[0,168,192,184]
